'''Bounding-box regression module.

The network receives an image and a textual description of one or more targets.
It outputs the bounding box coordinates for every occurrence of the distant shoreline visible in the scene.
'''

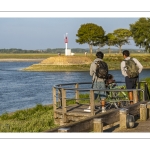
[0,59,44,62]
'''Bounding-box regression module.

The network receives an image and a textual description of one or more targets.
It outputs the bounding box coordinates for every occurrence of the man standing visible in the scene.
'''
[121,50,143,104]
[84,51,108,112]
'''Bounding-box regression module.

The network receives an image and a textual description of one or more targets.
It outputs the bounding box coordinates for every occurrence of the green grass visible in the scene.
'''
[0,104,58,132]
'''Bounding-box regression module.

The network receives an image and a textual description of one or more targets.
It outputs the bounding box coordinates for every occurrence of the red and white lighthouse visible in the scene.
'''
[64,33,71,56]
[64,33,68,55]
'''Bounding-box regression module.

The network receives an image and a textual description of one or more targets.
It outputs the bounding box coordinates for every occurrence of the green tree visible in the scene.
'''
[106,33,116,54]
[112,28,132,53]
[130,17,150,52]
[76,23,105,54]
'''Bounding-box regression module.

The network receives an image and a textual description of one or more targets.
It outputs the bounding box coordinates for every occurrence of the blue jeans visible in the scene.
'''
[93,81,106,100]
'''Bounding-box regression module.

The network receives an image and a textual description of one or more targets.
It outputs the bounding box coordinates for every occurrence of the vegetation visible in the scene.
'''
[110,29,132,53]
[76,23,105,54]
[130,18,150,53]
[22,53,150,71]
[0,104,58,132]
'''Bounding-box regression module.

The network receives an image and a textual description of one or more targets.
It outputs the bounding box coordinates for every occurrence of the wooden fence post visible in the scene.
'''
[93,118,103,132]
[119,108,128,129]
[61,88,67,123]
[90,90,95,116]
[58,87,62,108]
[75,83,79,103]
[140,104,147,121]
[53,87,57,119]
[133,90,138,104]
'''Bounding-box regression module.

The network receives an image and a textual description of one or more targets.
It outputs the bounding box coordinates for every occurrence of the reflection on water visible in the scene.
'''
[0,62,150,115]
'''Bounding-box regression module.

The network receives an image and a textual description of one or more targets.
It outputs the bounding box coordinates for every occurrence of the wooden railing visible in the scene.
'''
[53,81,149,122]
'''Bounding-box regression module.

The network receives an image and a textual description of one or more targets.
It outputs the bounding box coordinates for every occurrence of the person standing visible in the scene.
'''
[121,50,143,104]
[84,51,108,113]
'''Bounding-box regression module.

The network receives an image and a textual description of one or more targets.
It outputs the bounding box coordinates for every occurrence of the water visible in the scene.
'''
[0,61,150,115]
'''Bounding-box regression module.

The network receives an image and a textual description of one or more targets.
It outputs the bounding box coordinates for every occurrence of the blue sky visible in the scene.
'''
[0,17,141,50]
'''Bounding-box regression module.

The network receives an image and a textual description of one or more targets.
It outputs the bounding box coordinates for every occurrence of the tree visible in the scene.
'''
[106,33,116,54]
[130,17,150,52]
[76,23,105,54]
[112,29,132,53]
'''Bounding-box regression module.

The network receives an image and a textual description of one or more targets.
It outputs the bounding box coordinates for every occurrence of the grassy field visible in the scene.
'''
[0,104,58,132]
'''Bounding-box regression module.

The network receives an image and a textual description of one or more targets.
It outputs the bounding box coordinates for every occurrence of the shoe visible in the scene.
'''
[102,107,106,113]
[84,106,91,112]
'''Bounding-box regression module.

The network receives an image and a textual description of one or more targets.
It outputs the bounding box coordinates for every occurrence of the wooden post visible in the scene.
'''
[58,87,62,108]
[140,104,147,121]
[93,118,103,132]
[119,108,128,129]
[144,83,148,100]
[90,90,95,116]
[61,88,67,123]
[58,128,70,132]
[133,90,138,104]
[147,102,150,119]
[75,83,79,103]
[53,87,57,119]
[137,82,141,101]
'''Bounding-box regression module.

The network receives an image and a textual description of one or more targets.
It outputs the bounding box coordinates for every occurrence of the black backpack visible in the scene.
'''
[95,61,108,79]
[124,58,139,78]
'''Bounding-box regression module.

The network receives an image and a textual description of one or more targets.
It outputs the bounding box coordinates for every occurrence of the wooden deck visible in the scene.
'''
[47,101,150,132]
[52,81,150,131]
[54,102,118,125]
[112,117,150,132]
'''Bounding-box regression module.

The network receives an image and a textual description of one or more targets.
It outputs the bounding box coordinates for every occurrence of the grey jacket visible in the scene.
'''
[90,58,108,82]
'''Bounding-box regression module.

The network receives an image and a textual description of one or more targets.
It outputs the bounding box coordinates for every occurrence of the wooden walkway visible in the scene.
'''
[110,118,150,132]
[47,101,150,132]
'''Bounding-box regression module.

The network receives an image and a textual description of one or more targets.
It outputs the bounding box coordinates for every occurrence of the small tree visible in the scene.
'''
[113,28,132,53]
[76,23,105,54]
[106,33,116,54]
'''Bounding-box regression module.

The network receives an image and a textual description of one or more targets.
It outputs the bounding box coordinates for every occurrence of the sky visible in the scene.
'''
[0,17,142,50]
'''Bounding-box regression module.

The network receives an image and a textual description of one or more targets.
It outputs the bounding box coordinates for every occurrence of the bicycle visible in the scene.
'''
[105,82,130,109]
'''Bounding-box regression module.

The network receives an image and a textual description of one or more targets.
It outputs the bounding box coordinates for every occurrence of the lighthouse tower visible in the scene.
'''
[64,33,71,56]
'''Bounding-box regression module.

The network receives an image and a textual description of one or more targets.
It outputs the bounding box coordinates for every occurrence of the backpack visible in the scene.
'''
[124,57,139,78]
[95,61,108,79]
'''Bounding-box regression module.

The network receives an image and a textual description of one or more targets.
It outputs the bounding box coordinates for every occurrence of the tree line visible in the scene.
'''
[0,48,142,54]
[76,17,150,53]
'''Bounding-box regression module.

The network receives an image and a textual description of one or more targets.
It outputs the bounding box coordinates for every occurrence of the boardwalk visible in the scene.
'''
[112,118,150,132]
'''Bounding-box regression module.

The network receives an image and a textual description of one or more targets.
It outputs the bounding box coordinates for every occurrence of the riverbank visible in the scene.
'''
[22,54,150,71]
[1,53,150,71]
